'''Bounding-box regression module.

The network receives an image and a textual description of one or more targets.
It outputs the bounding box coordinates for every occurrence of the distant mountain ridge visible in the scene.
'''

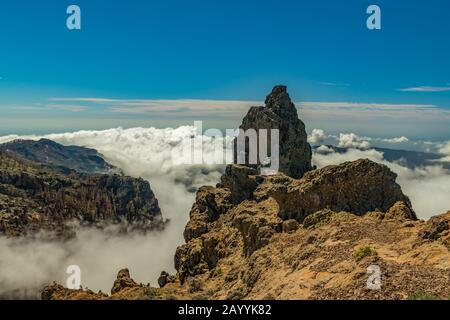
[0,139,117,174]
[314,145,450,170]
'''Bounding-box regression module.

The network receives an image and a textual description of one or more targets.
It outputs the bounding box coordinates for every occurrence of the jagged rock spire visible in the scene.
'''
[234,85,313,179]
[264,85,297,117]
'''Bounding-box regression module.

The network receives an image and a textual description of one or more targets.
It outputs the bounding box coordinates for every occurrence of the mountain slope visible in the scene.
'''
[0,139,116,174]
[0,147,163,237]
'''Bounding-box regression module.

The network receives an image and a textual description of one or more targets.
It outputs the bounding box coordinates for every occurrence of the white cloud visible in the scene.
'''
[0,224,182,298]
[318,82,350,87]
[298,102,450,124]
[438,141,450,155]
[50,98,261,115]
[337,133,371,149]
[46,104,89,112]
[310,129,440,154]
[380,136,409,143]
[313,148,385,167]
[308,128,327,144]
[50,97,119,103]
[46,97,450,121]
[314,145,335,154]
[298,101,437,110]
[309,130,412,149]
[437,141,450,163]
[398,86,450,92]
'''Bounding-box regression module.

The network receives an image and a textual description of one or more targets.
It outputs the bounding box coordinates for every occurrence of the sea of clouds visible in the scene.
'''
[0,125,449,298]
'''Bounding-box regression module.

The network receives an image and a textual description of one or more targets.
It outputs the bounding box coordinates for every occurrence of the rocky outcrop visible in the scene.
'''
[42,269,143,300]
[173,158,416,282]
[234,85,313,179]
[183,186,233,242]
[168,174,448,299]
[218,165,259,204]
[269,159,416,222]
[0,150,164,237]
[111,269,140,294]
[41,283,109,300]
[158,271,177,288]
[419,212,450,247]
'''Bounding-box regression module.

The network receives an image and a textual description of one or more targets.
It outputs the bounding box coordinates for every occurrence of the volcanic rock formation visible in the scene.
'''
[270,158,416,222]
[234,85,313,179]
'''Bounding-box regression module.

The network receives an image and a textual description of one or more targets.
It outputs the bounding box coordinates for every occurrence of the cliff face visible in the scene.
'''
[0,146,163,237]
[235,85,313,179]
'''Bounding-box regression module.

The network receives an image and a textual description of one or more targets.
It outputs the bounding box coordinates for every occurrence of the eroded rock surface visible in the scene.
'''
[269,159,416,222]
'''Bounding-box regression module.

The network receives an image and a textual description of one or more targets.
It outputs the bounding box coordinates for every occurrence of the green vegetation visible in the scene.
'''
[209,267,223,278]
[407,291,440,300]
[188,278,204,293]
[140,286,177,300]
[353,245,378,262]
[142,287,159,299]
[226,288,244,300]
[299,247,314,260]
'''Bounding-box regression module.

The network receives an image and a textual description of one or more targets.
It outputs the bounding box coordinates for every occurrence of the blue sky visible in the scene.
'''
[0,0,449,138]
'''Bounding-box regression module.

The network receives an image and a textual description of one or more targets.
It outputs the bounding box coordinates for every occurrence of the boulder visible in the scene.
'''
[157,271,177,288]
[111,269,139,294]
